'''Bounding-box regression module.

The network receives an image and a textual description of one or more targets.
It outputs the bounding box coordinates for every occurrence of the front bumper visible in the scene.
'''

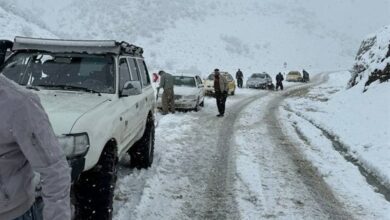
[67,155,85,181]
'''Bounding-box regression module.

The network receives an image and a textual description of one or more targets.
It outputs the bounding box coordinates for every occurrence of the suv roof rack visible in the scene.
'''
[12,36,143,57]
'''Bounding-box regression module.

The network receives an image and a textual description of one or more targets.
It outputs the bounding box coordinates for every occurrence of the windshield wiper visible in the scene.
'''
[26,85,40,91]
[35,84,101,95]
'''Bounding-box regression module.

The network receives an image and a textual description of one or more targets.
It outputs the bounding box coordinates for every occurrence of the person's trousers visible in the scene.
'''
[13,198,43,220]
[237,78,243,88]
[215,92,227,115]
[162,88,175,113]
[276,82,283,90]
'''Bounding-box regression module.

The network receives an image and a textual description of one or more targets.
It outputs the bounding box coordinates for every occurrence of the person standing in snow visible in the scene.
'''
[158,70,175,115]
[276,72,284,90]
[213,68,229,117]
[0,75,71,220]
[236,69,244,88]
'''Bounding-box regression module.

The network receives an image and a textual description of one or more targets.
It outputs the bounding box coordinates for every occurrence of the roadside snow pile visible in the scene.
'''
[0,6,56,40]
[349,25,390,91]
[283,71,390,190]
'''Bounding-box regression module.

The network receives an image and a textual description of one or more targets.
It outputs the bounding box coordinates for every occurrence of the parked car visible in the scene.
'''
[1,37,155,219]
[246,72,274,89]
[286,71,303,82]
[157,73,205,111]
[204,71,236,95]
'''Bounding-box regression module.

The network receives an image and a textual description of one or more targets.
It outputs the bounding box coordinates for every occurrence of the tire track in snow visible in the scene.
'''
[202,95,260,219]
[265,74,354,219]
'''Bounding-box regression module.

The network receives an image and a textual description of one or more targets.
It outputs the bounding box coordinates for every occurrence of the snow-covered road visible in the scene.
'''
[112,73,389,220]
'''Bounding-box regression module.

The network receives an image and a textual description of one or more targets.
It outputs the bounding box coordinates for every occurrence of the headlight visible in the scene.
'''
[58,133,90,158]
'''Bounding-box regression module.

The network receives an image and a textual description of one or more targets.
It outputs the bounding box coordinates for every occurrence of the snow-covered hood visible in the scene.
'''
[36,90,110,135]
[174,86,199,96]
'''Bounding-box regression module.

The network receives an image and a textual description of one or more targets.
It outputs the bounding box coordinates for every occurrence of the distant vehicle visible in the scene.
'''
[286,71,303,82]
[204,71,236,95]
[157,73,205,111]
[246,73,274,89]
[302,69,310,82]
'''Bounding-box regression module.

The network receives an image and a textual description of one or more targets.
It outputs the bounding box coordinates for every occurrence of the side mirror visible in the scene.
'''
[120,81,142,97]
[198,84,204,88]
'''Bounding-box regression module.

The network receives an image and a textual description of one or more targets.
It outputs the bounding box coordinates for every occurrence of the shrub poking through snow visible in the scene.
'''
[348,26,390,91]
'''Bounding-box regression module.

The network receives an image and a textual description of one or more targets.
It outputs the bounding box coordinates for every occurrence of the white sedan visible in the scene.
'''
[157,74,205,111]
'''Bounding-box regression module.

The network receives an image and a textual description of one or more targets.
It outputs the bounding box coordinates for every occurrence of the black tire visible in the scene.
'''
[199,99,204,107]
[231,91,235,96]
[73,145,118,220]
[129,117,155,169]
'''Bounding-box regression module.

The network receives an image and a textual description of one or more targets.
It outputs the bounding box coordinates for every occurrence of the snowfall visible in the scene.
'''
[0,0,390,219]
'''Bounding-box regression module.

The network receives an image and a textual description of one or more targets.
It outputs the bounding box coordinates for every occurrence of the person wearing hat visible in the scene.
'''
[213,68,228,117]
[158,70,175,115]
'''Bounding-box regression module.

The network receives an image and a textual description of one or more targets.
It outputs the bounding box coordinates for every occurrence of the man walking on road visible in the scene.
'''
[236,68,244,88]
[213,68,228,117]
[158,70,175,115]
[276,72,284,90]
[0,75,71,220]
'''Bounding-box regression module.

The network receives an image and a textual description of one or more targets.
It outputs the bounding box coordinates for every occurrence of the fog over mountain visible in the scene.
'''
[0,0,389,74]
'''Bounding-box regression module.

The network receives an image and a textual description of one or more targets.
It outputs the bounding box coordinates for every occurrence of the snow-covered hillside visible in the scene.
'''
[0,0,389,75]
[0,5,55,39]
[349,25,390,91]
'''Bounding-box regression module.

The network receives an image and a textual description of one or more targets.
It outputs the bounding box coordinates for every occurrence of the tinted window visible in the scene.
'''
[196,76,203,85]
[128,58,140,82]
[223,73,233,81]
[119,58,131,90]
[137,59,151,87]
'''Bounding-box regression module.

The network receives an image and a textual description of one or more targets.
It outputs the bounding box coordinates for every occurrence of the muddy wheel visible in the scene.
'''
[129,117,155,169]
[73,144,118,220]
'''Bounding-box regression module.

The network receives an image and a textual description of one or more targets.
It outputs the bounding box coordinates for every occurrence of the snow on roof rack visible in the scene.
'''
[12,37,143,56]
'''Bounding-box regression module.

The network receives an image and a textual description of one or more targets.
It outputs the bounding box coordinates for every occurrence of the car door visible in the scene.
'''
[127,57,148,133]
[118,57,143,150]
[135,58,154,119]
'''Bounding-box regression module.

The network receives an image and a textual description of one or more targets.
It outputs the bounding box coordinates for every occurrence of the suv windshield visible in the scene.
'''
[1,52,115,94]
[174,76,196,87]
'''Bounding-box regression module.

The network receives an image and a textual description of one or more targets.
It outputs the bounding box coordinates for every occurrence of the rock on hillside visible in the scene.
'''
[349,26,390,91]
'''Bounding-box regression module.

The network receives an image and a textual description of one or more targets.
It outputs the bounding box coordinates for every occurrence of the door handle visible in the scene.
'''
[136,103,139,108]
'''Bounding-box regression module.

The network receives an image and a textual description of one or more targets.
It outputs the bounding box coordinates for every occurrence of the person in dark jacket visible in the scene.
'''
[276,72,284,90]
[236,69,244,88]
[0,75,71,220]
[213,68,228,117]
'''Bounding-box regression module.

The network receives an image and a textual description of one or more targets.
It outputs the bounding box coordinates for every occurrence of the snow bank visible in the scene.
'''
[349,25,390,91]
[284,70,390,188]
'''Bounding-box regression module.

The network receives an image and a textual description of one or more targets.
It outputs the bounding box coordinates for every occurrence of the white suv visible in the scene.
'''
[1,37,155,219]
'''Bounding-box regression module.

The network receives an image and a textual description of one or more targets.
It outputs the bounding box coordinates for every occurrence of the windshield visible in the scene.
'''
[174,76,196,87]
[251,73,266,78]
[1,52,115,94]
[289,72,300,76]
[208,74,214,80]
[223,73,233,81]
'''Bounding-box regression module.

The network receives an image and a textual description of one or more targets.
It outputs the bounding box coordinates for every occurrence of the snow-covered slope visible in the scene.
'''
[0,5,56,39]
[349,26,390,91]
[1,0,389,75]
